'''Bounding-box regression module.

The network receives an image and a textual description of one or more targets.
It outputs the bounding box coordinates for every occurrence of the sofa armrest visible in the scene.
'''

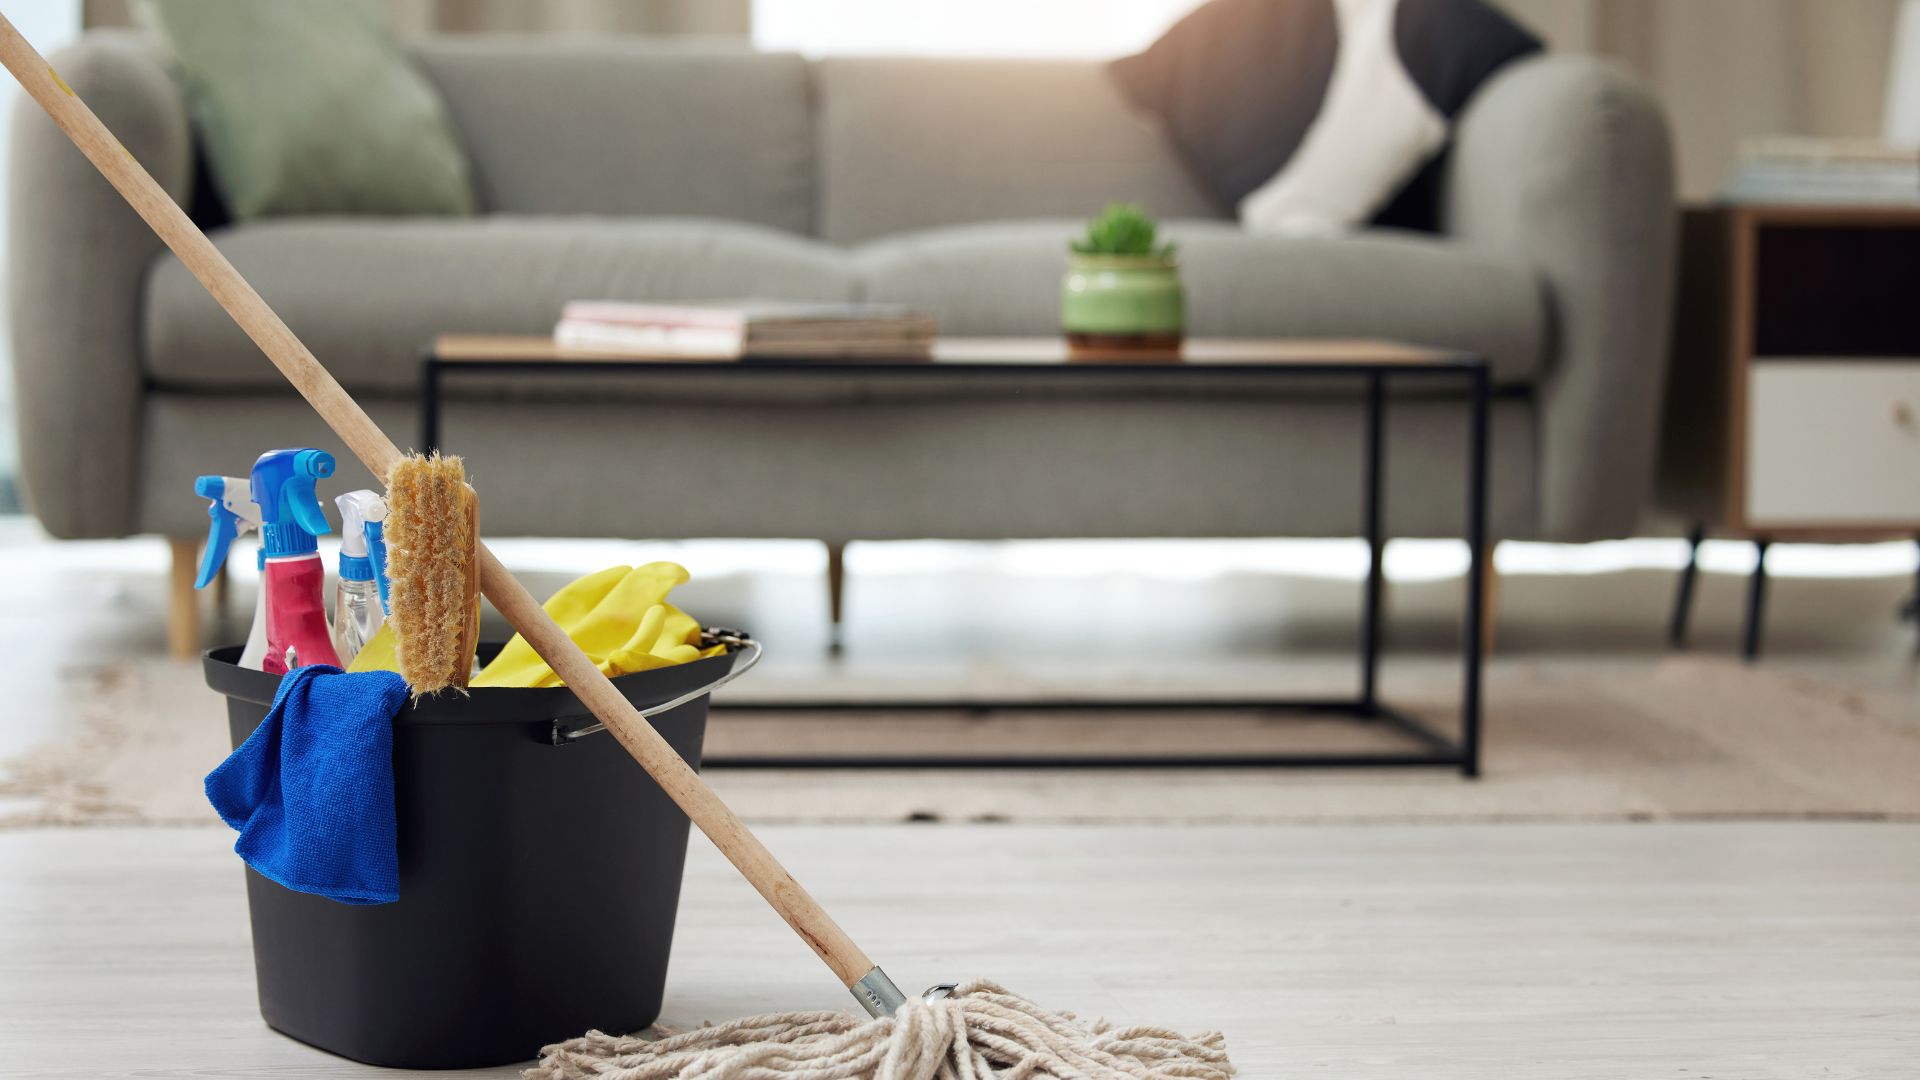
[8,31,193,537]
[1443,54,1676,541]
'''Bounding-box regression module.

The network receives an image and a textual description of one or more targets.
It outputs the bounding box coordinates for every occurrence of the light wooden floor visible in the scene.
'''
[2,822,1916,1078]
[4,529,1918,1074]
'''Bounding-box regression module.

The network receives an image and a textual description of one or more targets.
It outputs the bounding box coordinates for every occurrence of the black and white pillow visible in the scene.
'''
[1110,0,1541,234]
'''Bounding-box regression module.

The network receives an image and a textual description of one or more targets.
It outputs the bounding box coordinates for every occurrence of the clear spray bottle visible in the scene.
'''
[330,490,388,666]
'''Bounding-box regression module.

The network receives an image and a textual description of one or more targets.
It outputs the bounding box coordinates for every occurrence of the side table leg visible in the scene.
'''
[1669,524,1704,649]
[1742,537,1771,662]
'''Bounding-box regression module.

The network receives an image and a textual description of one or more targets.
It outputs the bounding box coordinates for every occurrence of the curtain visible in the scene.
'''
[85,0,1902,200]
[85,0,749,37]
[1503,0,1903,200]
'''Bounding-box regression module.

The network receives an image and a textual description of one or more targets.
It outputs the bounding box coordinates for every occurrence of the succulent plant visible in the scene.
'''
[1070,202,1176,259]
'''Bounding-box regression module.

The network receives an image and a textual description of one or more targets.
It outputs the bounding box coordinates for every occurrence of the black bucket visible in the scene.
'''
[201,640,744,1069]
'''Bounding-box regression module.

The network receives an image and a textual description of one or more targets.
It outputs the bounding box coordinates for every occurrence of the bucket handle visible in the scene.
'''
[548,628,761,745]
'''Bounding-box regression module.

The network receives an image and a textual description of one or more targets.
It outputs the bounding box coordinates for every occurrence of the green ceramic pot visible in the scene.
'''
[1060,254,1185,349]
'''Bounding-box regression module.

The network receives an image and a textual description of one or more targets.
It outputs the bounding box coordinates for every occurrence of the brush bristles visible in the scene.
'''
[385,453,478,695]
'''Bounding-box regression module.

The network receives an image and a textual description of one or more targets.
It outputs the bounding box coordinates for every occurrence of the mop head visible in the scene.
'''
[384,453,479,695]
[526,980,1234,1079]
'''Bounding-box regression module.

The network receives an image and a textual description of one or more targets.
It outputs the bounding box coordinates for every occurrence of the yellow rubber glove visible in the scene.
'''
[348,562,719,688]
[344,599,480,678]
[471,562,720,688]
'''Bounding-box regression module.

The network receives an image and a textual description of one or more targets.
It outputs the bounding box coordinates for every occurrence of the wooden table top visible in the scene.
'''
[431,334,1475,370]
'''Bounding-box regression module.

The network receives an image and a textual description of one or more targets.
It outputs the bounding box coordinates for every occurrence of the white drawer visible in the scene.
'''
[1746,360,1920,526]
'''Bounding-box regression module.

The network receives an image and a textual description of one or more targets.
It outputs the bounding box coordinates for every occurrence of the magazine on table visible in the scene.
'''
[554,300,939,359]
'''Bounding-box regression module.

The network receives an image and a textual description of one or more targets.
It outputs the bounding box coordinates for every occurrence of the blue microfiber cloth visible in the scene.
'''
[206,665,411,905]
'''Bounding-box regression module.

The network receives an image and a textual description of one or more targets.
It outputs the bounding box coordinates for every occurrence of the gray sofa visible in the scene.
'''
[9,34,1674,644]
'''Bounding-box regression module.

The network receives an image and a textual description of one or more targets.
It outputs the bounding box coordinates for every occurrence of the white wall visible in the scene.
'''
[753,0,1204,58]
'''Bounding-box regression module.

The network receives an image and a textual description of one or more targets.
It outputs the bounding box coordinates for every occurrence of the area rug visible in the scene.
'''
[3,657,1916,827]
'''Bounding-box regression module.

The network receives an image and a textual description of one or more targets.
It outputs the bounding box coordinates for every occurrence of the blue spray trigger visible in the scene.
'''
[193,474,261,590]
[196,486,235,590]
[251,448,336,557]
[284,449,335,537]
[197,506,236,589]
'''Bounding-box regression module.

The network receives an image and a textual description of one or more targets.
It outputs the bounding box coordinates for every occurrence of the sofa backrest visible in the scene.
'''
[813,58,1224,245]
[411,39,817,235]
[366,41,1232,244]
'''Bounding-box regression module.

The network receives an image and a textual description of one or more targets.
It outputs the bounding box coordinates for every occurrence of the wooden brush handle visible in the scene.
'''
[0,16,876,989]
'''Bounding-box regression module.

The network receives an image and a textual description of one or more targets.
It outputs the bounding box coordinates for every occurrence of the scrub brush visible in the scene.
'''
[0,21,1235,1078]
[382,453,479,694]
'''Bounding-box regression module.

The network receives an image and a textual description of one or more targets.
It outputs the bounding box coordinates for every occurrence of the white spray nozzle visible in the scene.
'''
[198,474,263,531]
[334,490,387,559]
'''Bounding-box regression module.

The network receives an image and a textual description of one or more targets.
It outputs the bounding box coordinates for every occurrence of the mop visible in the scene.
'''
[0,18,1235,1078]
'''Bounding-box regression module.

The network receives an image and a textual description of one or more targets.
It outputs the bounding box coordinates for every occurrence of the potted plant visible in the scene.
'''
[1061,202,1184,353]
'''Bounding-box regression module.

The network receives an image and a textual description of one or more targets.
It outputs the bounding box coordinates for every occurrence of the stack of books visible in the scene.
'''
[1723,136,1920,205]
[553,300,938,360]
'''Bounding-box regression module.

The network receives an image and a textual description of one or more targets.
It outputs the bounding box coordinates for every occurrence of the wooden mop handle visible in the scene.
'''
[0,15,878,990]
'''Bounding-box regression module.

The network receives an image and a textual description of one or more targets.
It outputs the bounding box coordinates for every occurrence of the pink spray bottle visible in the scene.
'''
[250,448,342,674]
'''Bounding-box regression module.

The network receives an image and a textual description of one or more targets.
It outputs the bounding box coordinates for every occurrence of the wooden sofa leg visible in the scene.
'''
[167,536,201,660]
[826,540,847,654]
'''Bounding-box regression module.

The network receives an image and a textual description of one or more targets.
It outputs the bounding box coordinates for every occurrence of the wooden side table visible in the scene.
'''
[1659,204,1920,658]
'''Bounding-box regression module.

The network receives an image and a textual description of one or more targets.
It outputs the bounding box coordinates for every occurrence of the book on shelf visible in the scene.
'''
[553,300,939,359]
[1723,135,1920,205]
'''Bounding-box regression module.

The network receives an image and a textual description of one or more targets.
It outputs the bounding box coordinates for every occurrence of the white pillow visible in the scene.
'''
[1240,0,1450,236]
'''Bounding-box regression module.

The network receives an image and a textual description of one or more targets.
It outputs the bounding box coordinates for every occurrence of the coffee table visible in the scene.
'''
[422,335,1490,776]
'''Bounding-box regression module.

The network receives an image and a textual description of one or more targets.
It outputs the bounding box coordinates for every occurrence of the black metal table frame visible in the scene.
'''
[421,348,1491,776]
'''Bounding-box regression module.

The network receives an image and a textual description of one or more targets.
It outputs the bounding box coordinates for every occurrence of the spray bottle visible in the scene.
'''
[251,448,342,674]
[194,475,271,669]
[365,507,391,614]
[330,490,388,665]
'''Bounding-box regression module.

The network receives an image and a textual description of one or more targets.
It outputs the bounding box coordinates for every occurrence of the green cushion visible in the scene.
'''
[138,0,475,219]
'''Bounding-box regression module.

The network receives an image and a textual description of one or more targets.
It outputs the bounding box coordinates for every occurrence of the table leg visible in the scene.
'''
[1360,372,1385,709]
[1460,364,1490,777]
[419,353,441,455]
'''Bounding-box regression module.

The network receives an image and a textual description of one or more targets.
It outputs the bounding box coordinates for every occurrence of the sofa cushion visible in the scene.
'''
[144,217,858,393]
[140,0,476,220]
[815,58,1225,246]
[411,41,816,235]
[855,220,1548,384]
